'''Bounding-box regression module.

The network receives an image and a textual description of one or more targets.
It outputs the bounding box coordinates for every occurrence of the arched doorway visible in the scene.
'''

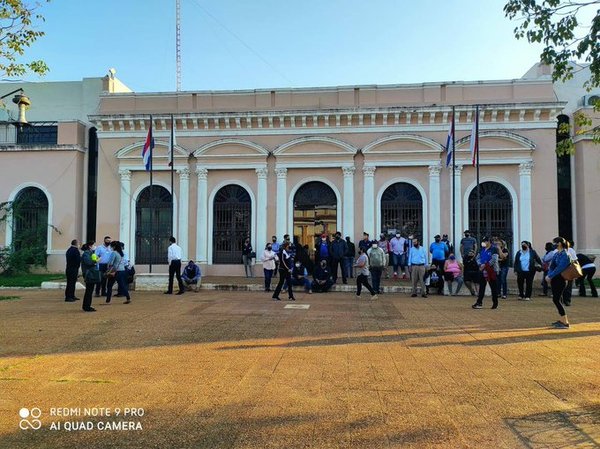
[135,186,172,264]
[380,182,423,238]
[293,181,337,249]
[12,186,48,253]
[213,184,251,264]
[468,181,513,250]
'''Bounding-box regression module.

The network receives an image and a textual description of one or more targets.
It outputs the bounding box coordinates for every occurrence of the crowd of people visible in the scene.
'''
[64,229,597,328]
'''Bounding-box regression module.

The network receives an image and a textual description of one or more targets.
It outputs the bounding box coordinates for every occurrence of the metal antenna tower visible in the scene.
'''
[176,0,181,91]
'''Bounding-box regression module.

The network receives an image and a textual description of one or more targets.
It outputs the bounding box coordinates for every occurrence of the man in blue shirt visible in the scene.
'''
[408,237,427,298]
[95,235,112,297]
[429,234,449,295]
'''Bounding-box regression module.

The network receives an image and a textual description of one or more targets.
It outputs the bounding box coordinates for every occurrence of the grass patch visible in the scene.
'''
[0,273,64,287]
[0,295,20,301]
[593,278,600,287]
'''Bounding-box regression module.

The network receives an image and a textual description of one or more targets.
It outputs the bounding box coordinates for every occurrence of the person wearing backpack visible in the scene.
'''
[367,241,385,294]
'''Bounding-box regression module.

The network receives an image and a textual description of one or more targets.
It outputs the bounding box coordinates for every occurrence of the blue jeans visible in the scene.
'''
[391,253,406,273]
[499,266,509,297]
[264,268,274,291]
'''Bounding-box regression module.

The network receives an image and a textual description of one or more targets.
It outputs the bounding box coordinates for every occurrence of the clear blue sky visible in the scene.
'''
[19,0,548,92]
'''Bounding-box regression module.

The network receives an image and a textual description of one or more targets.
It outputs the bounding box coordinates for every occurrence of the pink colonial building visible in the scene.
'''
[91,77,569,276]
[2,66,598,275]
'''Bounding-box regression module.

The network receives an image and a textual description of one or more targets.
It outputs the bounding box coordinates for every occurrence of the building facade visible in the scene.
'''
[2,68,599,275]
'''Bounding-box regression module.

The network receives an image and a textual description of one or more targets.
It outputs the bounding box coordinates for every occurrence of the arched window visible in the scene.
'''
[135,186,172,264]
[380,183,423,238]
[213,184,251,264]
[293,181,337,248]
[12,187,48,252]
[468,181,513,250]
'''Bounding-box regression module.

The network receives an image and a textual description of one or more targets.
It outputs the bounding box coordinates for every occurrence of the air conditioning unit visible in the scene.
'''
[581,94,600,107]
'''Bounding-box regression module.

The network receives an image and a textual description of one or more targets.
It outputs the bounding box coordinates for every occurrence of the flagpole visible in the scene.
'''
[475,105,481,246]
[149,114,154,274]
[452,106,456,256]
[170,114,174,244]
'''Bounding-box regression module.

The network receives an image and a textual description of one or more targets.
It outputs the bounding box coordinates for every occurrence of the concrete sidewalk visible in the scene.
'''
[1,289,599,448]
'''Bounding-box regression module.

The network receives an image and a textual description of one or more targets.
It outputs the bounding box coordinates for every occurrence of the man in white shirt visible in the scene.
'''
[165,236,184,295]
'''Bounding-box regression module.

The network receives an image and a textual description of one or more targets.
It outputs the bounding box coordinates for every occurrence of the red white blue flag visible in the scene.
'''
[141,119,154,171]
[445,112,455,167]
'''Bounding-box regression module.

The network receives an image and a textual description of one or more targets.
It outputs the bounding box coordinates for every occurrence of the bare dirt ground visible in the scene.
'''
[1,289,599,448]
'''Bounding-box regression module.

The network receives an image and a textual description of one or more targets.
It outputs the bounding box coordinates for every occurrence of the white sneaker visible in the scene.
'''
[524,297,531,301]
[371,295,379,300]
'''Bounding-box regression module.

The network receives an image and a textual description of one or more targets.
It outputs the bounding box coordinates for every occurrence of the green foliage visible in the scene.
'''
[504,0,600,89]
[0,295,20,301]
[0,272,63,287]
[0,0,50,78]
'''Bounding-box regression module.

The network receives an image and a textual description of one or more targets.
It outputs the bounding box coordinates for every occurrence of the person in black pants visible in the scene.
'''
[165,236,184,295]
[472,237,499,309]
[513,241,543,301]
[80,242,99,312]
[272,242,295,301]
[65,239,81,302]
[546,237,571,328]
[577,253,598,297]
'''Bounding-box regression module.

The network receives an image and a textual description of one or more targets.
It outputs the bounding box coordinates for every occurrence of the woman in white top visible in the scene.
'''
[354,246,378,300]
[262,243,278,292]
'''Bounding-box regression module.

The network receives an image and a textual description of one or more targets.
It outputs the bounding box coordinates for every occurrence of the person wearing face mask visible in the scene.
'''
[312,259,333,293]
[390,233,407,280]
[472,237,499,309]
[358,232,371,253]
[408,238,427,298]
[286,260,312,294]
[95,235,112,297]
[262,243,279,292]
[330,232,348,284]
[315,233,331,269]
[271,236,280,254]
[513,241,543,301]
[545,237,571,328]
[272,241,295,301]
[443,253,464,296]
[344,236,356,280]
[429,235,449,295]
[540,242,556,296]
[367,241,385,294]
[462,250,480,296]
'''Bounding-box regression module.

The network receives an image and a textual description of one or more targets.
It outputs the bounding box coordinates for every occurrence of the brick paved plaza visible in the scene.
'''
[1,289,599,448]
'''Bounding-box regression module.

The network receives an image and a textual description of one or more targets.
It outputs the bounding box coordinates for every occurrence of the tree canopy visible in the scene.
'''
[0,0,49,78]
[504,0,599,89]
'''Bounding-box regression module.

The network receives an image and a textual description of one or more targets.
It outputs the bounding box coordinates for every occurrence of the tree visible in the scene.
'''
[504,0,599,154]
[0,0,49,78]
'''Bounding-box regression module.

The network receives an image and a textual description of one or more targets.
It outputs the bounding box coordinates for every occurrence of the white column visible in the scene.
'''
[428,164,442,239]
[177,168,190,260]
[519,162,534,243]
[256,167,268,259]
[363,166,376,238]
[118,169,131,248]
[196,167,208,263]
[450,164,463,259]
[275,167,288,238]
[342,166,355,240]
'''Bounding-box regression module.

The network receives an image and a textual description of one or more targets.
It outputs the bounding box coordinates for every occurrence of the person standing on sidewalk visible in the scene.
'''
[408,237,427,298]
[94,236,112,297]
[354,247,378,300]
[513,241,543,301]
[330,232,348,284]
[472,237,499,309]
[367,241,385,294]
[546,237,571,329]
[164,236,184,295]
[272,241,295,301]
[262,243,278,292]
[65,239,81,302]
[390,233,407,280]
[540,242,556,297]
[429,235,448,295]
[344,236,356,280]
[242,238,255,278]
